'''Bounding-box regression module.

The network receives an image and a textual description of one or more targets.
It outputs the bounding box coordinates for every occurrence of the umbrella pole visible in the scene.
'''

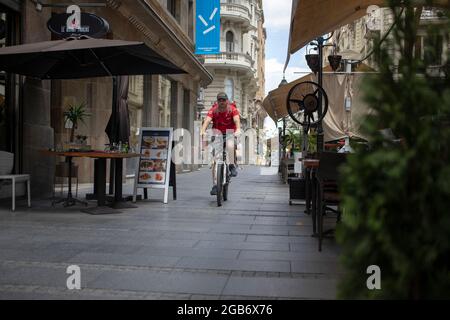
[109,76,118,195]
[317,37,324,153]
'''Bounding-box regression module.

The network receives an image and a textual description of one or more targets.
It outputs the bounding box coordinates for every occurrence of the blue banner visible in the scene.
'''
[195,0,220,54]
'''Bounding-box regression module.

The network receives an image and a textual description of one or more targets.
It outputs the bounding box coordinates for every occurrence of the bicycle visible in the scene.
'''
[212,133,234,207]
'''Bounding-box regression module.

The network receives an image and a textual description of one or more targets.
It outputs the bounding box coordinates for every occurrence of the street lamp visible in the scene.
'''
[305,33,337,152]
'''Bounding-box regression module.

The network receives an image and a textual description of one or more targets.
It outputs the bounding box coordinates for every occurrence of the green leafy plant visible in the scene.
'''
[307,131,317,154]
[336,0,450,299]
[64,102,90,143]
[284,129,302,154]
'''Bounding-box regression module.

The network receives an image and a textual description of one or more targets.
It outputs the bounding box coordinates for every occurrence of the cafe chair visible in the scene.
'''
[0,151,31,211]
[53,161,79,199]
[316,152,347,252]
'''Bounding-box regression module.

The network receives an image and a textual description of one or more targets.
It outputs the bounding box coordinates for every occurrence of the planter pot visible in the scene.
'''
[328,55,342,71]
[305,54,320,73]
[288,177,306,202]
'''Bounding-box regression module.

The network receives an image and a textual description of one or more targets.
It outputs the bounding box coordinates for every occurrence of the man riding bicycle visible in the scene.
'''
[200,92,241,196]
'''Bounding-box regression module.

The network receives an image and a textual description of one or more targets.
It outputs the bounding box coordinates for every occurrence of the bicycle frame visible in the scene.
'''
[213,135,229,185]
[211,134,232,206]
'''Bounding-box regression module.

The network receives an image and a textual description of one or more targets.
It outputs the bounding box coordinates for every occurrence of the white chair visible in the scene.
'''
[0,151,31,211]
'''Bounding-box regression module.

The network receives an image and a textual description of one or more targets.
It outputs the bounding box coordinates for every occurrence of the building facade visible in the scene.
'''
[200,0,266,130]
[325,6,449,72]
[0,0,213,198]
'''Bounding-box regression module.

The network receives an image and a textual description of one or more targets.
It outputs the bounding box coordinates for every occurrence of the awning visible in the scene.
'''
[288,0,450,55]
[289,0,385,54]
[262,67,375,142]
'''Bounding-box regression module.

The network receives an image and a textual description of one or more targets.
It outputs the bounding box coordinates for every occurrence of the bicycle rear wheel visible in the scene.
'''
[217,164,224,207]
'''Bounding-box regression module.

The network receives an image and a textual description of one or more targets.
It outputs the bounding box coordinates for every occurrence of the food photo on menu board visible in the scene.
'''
[138,130,171,185]
[139,159,167,172]
[141,149,167,159]
[138,171,165,184]
[141,136,169,150]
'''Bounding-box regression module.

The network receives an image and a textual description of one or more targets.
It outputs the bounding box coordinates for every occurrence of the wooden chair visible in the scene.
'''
[316,152,347,251]
[0,151,31,211]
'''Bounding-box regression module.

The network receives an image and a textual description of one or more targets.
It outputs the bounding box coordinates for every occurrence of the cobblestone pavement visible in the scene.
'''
[0,166,341,300]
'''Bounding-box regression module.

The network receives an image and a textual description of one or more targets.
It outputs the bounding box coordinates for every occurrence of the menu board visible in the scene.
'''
[133,128,173,203]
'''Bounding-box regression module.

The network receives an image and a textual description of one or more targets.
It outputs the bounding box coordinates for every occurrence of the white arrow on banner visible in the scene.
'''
[198,7,219,35]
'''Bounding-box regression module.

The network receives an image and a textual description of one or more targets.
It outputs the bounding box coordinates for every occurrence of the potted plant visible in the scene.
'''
[64,102,90,143]
[284,129,302,157]
[307,131,317,156]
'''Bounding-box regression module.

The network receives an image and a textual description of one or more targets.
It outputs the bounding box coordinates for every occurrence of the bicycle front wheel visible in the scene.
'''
[217,164,224,207]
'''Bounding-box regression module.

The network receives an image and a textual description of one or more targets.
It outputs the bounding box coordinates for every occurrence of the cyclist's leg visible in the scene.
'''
[212,159,217,185]
[226,135,238,177]
[210,159,218,195]
[234,137,238,168]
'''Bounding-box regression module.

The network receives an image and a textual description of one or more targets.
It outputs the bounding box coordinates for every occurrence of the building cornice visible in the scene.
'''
[105,0,213,86]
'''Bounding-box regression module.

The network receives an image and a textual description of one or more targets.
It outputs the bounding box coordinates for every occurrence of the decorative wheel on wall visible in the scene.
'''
[286,81,329,129]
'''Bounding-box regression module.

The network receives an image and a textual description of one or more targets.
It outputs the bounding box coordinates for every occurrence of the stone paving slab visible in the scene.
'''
[0,166,340,299]
[88,270,229,296]
[222,276,337,300]
[68,252,181,268]
[238,249,339,263]
[175,257,291,273]
[195,240,289,251]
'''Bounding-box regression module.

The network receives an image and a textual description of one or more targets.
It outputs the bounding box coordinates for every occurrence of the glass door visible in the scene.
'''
[0,5,21,170]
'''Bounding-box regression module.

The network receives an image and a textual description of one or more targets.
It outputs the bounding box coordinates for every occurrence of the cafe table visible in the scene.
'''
[42,150,140,214]
[303,158,320,235]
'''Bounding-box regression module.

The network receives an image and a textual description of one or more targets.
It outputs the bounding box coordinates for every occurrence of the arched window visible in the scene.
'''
[226,31,234,52]
[225,78,234,102]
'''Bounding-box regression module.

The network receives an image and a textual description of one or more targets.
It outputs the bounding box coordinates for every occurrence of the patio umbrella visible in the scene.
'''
[105,75,130,145]
[0,36,185,142]
[0,36,185,79]
[262,64,375,142]
[0,36,186,200]
[288,0,450,55]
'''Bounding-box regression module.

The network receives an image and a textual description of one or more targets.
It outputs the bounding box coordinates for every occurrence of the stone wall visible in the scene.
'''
[21,1,54,198]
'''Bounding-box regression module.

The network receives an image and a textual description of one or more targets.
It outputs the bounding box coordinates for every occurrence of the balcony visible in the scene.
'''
[420,8,446,21]
[203,52,255,74]
[220,1,251,27]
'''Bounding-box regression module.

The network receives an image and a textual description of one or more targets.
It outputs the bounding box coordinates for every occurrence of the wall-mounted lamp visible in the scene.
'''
[278,74,288,87]
[305,43,320,74]
[328,45,342,72]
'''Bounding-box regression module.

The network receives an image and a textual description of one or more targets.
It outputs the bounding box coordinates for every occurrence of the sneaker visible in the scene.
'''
[229,164,238,177]
[210,185,218,195]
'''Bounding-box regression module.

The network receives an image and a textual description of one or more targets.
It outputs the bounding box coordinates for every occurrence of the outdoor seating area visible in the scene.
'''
[0,151,31,211]
[1,0,450,302]
[280,151,347,252]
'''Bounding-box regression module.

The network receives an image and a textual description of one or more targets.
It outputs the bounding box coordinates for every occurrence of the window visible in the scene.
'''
[159,76,171,127]
[167,0,178,22]
[226,31,234,52]
[415,34,444,68]
[424,34,443,66]
[188,0,194,40]
[0,7,19,154]
[225,78,234,102]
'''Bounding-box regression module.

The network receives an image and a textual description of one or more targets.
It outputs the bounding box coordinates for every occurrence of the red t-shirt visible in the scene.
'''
[207,103,240,134]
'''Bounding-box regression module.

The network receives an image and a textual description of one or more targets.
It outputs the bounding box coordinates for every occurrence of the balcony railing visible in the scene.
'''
[421,8,446,20]
[220,1,251,24]
[203,52,254,71]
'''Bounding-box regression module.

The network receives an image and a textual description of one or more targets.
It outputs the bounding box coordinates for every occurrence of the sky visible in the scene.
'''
[262,0,309,96]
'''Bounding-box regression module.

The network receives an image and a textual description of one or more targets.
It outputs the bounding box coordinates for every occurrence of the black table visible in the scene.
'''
[43,150,140,214]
